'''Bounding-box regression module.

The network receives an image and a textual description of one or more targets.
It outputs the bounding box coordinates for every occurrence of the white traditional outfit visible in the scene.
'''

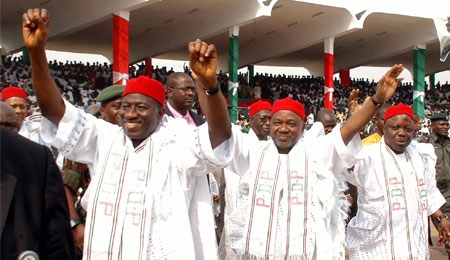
[345,139,445,259]
[19,112,46,145]
[40,100,232,259]
[166,101,219,260]
[224,123,361,259]
[219,128,270,260]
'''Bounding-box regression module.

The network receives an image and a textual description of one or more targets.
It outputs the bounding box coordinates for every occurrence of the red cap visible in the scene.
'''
[384,103,414,122]
[248,100,272,117]
[122,76,165,106]
[1,87,27,101]
[271,97,306,121]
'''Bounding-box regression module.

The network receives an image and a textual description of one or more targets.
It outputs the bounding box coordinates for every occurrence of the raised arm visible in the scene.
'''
[22,8,65,125]
[340,64,404,144]
[188,39,231,149]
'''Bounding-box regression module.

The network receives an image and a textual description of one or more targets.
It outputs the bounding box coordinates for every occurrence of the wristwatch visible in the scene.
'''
[370,96,382,108]
[437,214,449,223]
[70,219,82,229]
[205,84,221,96]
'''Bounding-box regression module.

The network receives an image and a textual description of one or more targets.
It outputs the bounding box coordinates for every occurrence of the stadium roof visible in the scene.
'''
[2,0,449,76]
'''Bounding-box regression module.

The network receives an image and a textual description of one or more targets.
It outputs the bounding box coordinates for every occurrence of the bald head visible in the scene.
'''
[316,108,337,134]
[0,101,20,132]
[376,103,391,135]
[166,72,196,115]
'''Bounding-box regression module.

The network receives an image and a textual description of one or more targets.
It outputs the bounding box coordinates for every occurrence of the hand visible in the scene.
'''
[438,218,450,246]
[22,8,50,51]
[72,223,85,254]
[348,89,371,116]
[188,39,218,89]
[373,64,404,104]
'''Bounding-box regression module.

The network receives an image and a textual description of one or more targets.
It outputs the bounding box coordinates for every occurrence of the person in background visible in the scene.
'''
[1,128,76,260]
[97,84,125,125]
[0,101,20,132]
[1,86,45,144]
[247,100,272,141]
[219,100,272,259]
[316,108,337,135]
[361,103,391,145]
[427,112,450,260]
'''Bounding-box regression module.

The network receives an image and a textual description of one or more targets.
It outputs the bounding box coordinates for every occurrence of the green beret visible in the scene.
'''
[96,84,125,103]
[429,112,448,121]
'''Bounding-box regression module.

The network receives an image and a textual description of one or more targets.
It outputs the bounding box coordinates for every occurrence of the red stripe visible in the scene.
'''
[113,14,129,85]
[324,53,334,110]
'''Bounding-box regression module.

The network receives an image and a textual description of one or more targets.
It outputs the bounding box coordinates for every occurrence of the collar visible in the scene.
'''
[166,101,195,126]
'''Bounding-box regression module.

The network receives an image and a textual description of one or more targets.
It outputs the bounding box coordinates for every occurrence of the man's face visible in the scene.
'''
[119,94,164,146]
[167,77,196,112]
[5,97,27,124]
[375,116,385,135]
[383,114,414,154]
[431,119,450,137]
[321,116,337,135]
[249,110,271,140]
[270,110,304,154]
[100,98,122,125]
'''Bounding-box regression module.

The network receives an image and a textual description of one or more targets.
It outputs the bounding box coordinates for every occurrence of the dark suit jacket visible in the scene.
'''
[164,103,205,127]
[1,128,76,260]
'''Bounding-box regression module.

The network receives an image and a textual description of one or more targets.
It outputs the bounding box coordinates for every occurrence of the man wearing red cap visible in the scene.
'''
[222,63,404,259]
[344,103,450,259]
[23,9,231,259]
[1,86,47,144]
[247,100,272,141]
[219,100,272,259]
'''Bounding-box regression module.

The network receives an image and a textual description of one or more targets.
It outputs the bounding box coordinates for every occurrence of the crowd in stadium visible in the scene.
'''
[2,54,449,137]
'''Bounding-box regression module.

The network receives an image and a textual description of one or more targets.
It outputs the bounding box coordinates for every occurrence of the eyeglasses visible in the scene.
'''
[171,86,197,93]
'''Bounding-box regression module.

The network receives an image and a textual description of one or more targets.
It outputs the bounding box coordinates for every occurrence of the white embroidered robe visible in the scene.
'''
[40,100,233,259]
[224,124,362,260]
[345,139,445,260]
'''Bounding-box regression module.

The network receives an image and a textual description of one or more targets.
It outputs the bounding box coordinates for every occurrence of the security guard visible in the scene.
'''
[429,112,450,257]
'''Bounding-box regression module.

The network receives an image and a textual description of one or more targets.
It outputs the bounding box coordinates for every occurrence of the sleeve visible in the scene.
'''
[417,142,446,215]
[181,122,250,177]
[40,99,119,165]
[42,147,77,260]
[218,124,253,175]
[311,123,364,174]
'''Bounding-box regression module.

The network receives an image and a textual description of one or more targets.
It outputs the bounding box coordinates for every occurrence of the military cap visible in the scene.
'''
[96,84,125,103]
[429,112,448,121]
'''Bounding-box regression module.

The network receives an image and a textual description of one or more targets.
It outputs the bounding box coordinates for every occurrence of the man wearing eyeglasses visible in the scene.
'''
[165,72,219,260]
[165,72,204,125]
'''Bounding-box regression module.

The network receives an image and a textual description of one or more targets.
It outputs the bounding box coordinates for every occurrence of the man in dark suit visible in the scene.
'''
[165,72,205,125]
[1,128,76,260]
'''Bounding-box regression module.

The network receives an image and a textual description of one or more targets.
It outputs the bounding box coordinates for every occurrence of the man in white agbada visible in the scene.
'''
[164,72,219,260]
[22,8,232,259]
[344,103,450,259]
[1,86,46,145]
[219,100,272,259]
[223,64,405,260]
